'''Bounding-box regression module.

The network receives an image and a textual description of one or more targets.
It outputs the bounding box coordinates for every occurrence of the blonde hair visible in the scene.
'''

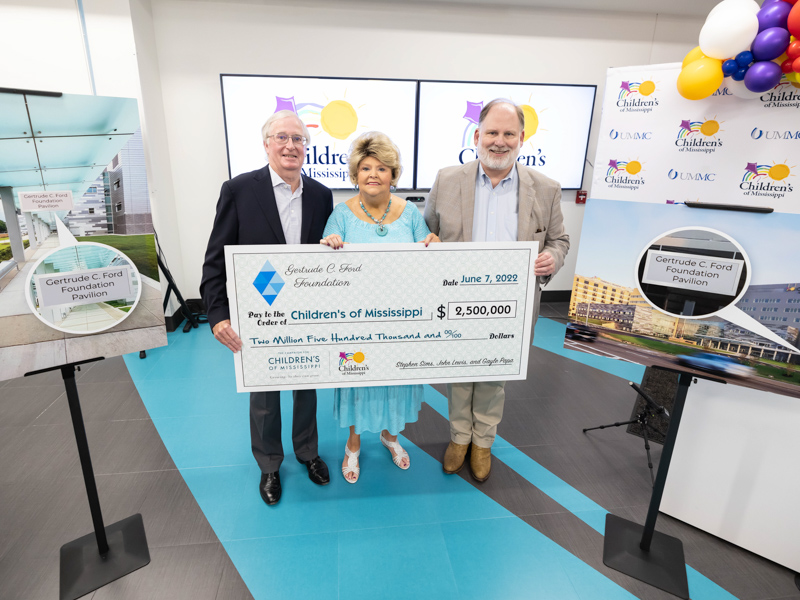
[348,131,403,186]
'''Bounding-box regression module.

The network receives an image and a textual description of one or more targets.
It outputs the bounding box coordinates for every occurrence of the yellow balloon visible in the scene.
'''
[787,72,800,84]
[682,46,708,68]
[677,58,724,101]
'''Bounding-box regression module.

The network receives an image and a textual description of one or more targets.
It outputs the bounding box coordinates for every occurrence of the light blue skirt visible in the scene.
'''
[333,385,423,435]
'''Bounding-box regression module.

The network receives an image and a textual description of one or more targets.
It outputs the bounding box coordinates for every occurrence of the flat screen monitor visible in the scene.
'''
[221,75,418,190]
[416,80,596,190]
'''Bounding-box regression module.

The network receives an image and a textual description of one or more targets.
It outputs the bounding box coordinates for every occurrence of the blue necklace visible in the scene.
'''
[360,197,392,236]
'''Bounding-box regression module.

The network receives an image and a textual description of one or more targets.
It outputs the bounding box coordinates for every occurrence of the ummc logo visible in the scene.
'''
[609,129,652,140]
[750,127,800,140]
[668,169,716,182]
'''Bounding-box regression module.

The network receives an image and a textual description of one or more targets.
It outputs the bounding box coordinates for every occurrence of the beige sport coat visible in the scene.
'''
[423,160,570,328]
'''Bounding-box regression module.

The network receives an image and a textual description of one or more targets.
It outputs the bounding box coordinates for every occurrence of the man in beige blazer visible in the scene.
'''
[424,99,569,482]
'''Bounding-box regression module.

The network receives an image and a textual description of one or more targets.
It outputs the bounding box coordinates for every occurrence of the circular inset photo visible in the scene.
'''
[635,227,750,319]
[26,242,142,334]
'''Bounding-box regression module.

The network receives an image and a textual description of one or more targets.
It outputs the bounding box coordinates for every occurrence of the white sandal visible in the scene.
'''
[342,443,360,483]
[380,433,410,470]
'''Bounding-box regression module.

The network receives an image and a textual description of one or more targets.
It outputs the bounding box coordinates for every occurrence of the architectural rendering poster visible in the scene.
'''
[565,199,800,399]
[592,64,799,213]
[0,90,166,381]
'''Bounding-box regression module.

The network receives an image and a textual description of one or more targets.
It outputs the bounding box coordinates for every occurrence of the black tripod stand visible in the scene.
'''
[583,381,669,486]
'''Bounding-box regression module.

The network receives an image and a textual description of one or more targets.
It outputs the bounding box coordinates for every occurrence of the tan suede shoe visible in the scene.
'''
[469,443,492,482]
[443,441,469,474]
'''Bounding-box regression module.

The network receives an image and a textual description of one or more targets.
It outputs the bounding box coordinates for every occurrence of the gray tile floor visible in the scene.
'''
[0,302,798,600]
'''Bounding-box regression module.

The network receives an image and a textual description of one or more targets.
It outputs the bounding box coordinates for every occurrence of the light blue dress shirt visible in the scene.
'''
[269,164,303,245]
[472,163,519,242]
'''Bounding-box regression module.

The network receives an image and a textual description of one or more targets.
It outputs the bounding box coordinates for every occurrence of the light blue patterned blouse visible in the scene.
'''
[322,200,430,435]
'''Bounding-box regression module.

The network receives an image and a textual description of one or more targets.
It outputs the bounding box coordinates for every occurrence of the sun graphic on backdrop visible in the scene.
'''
[319,100,359,140]
[625,160,642,175]
[768,163,793,181]
[638,80,656,96]
[520,104,539,142]
[699,119,720,137]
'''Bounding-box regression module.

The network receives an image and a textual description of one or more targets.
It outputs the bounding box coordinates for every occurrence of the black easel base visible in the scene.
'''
[795,572,799,591]
[603,514,689,600]
[60,513,150,600]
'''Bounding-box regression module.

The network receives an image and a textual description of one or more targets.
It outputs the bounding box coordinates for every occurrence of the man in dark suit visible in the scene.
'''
[201,110,333,506]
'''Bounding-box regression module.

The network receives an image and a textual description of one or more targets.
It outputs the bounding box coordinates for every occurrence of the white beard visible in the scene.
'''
[477,144,519,171]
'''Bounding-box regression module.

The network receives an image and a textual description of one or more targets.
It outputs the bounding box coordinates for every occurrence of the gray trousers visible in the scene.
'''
[250,389,318,473]
[446,381,506,448]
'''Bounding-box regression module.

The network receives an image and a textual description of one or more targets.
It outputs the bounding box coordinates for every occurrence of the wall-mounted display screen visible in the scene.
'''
[221,75,418,190]
[416,81,596,190]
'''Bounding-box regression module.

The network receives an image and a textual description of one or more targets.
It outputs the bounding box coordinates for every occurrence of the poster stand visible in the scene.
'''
[25,359,150,600]
[583,381,668,486]
[603,367,724,599]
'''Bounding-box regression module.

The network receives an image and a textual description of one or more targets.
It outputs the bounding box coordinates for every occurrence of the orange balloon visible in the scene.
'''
[677,58,724,100]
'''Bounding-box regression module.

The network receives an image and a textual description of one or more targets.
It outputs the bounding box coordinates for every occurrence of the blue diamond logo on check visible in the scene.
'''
[252,260,285,306]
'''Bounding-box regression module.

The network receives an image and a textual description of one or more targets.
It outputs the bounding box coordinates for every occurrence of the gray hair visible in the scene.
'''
[261,110,311,143]
[479,99,525,131]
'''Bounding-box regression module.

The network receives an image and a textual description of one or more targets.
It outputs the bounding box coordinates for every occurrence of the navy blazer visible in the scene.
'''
[200,166,334,329]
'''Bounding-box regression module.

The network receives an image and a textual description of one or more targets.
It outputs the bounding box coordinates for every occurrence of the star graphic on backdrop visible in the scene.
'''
[462,101,483,125]
[620,82,631,92]
[745,162,758,174]
[275,96,297,113]
[608,160,619,170]
[680,119,692,131]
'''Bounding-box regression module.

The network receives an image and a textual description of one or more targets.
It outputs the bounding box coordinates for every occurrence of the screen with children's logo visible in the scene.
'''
[221,75,418,190]
[416,80,596,190]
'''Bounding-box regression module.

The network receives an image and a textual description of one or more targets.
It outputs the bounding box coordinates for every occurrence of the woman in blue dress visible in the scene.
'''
[321,131,439,483]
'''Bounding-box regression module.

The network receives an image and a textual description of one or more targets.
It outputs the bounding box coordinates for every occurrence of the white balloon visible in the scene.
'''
[706,0,760,22]
[727,78,762,99]
[699,8,759,59]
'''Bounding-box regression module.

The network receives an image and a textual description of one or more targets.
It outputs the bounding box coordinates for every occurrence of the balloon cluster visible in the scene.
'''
[678,0,800,100]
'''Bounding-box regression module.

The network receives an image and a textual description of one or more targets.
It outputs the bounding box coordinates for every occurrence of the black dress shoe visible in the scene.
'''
[296,455,330,485]
[259,471,281,505]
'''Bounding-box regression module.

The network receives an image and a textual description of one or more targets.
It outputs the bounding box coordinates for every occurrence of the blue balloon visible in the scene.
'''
[722,59,739,77]
[732,67,748,82]
[736,51,754,67]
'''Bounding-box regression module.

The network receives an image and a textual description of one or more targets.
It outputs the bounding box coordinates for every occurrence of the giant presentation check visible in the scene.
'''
[226,242,538,392]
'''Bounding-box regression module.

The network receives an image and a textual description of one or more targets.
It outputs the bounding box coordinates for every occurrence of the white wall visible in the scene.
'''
[131,0,703,297]
[1,0,704,299]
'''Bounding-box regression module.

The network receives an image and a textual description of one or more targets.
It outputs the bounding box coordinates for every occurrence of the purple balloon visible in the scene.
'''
[757,1,792,32]
[751,27,791,61]
[744,60,783,93]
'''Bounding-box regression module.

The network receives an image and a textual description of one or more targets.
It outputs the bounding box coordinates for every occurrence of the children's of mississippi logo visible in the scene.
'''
[339,351,368,374]
[274,95,364,183]
[616,80,659,112]
[740,161,795,198]
[605,159,645,190]
[675,119,722,153]
[457,100,546,168]
[757,75,800,108]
